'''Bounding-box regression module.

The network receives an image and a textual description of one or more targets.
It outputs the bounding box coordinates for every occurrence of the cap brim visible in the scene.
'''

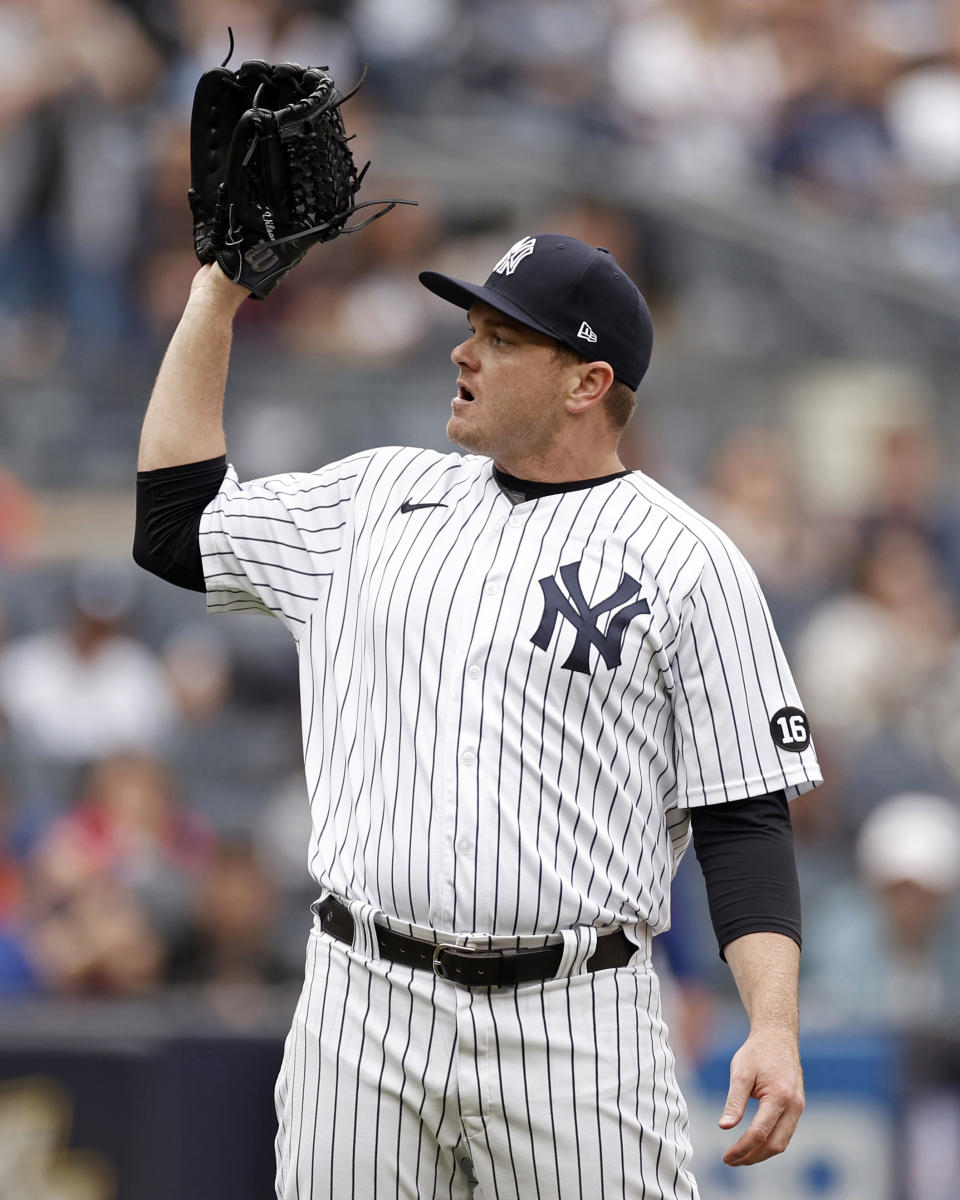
[418,270,560,343]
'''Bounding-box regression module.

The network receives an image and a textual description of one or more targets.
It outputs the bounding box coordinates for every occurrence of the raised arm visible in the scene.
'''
[137,265,248,471]
[718,931,805,1166]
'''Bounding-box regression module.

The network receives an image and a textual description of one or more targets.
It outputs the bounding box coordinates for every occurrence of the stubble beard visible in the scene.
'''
[446,410,490,456]
[446,414,524,461]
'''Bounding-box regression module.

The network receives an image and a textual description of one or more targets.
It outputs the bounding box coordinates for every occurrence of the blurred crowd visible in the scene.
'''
[3,0,960,369]
[0,0,959,1051]
[0,560,313,1003]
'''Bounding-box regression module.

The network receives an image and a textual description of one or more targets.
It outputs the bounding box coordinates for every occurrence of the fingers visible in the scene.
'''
[718,1061,750,1130]
[722,1092,804,1167]
[189,261,250,311]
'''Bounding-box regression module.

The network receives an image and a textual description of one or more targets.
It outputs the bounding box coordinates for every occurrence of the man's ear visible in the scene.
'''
[565,362,615,416]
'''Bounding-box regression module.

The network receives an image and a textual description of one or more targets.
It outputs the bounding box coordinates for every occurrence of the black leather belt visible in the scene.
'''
[316,895,636,988]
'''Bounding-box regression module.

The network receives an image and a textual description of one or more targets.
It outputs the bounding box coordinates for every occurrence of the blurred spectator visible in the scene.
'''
[886,60,960,190]
[350,0,462,111]
[782,360,937,521]
[0,561,178,763]
[858,419,960,600]
[838,720,959,836]
[22,751,213,994]
[902,641,960,796]
[0,773,31,993]
[26,868,164,995]
[0,469,42,563]
[459,0,614,131]
[802,792,960,1027]
[884,6,960,276]
[863,0,952,58]
[161,621,301,833]
[0,777,24,925]
[32,752,212,931]
[163,622,231,725]
[792,523,957,749]
[765,5,901,217]
[166,836,289,985]
[0,0,164,358]
[608,0,785,184]
[693,424,832,638]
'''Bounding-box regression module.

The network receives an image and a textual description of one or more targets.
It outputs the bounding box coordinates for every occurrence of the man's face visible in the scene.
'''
[446,302,572,468]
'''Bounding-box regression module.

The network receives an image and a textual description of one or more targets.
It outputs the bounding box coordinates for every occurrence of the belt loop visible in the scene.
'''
[347,899,381,962]
[554,925,598,979]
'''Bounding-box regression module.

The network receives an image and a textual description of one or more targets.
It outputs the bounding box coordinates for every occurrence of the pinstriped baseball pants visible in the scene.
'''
[274,922,701,1199]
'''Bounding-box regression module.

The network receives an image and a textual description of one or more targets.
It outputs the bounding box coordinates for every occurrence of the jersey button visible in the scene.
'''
[484,582,500,596]
[461,750,476,765]
[508,514,523,528]
[457,839,472,854]
[467,665,482,680]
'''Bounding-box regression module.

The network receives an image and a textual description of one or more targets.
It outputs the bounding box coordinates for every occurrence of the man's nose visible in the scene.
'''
[451,335,478,369]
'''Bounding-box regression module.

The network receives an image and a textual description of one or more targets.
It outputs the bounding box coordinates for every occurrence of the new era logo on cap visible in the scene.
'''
[577,321,598,343]
[493,236,536,276]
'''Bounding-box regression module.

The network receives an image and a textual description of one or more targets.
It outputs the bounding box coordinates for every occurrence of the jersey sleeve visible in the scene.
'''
[199,452,372,635]
[670,533,822,807]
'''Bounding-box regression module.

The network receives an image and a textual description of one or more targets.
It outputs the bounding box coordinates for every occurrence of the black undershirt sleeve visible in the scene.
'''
[690,791,801,960]
[133,456,228,592]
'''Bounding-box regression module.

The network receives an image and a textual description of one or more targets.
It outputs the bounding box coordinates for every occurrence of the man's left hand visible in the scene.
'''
[718,1025,805,1166]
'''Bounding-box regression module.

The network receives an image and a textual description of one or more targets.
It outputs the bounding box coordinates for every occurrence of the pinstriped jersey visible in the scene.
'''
[200,446,821,939]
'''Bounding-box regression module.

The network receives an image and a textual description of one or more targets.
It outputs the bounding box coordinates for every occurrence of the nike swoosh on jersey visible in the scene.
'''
[399,501,449,513]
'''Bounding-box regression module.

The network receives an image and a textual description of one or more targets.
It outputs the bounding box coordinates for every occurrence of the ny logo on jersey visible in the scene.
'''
[531,561,650,674]
[493,236,537,276]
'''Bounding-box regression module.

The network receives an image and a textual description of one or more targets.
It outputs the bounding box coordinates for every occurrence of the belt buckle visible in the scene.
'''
[432,942,480,981]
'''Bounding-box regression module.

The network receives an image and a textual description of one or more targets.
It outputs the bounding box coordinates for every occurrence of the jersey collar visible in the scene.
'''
[492,466,630,503]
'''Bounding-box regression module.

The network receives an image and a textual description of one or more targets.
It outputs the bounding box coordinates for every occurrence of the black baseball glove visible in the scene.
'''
[188,47,411,299]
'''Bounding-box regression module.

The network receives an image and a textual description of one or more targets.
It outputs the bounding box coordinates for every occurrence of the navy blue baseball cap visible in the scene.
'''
[419,233,653,390]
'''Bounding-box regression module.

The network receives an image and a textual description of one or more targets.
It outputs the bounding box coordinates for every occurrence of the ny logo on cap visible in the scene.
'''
[531,561,650,674]
[493,236,537,276]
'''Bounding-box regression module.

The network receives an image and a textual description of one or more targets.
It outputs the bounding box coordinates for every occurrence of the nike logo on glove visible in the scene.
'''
[399,501,448,513]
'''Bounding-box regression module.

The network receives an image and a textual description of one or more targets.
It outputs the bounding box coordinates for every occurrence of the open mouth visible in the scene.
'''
[456,382,476,402]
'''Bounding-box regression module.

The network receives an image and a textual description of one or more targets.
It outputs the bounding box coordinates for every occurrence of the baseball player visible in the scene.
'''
[135,234,820,1199]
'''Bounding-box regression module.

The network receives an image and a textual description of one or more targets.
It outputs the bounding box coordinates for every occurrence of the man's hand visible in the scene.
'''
[720,931,804,1167]
[718,1023,805,1165]
[189,262,250,313]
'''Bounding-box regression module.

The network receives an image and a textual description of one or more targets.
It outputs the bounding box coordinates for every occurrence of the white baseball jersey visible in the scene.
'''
[199,445,821,941]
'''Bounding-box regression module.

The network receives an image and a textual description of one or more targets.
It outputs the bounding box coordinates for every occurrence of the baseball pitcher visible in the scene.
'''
[134,53,820,1199]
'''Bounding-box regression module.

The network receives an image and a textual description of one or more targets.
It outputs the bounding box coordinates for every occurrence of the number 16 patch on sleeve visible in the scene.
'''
[770,706,811,752]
